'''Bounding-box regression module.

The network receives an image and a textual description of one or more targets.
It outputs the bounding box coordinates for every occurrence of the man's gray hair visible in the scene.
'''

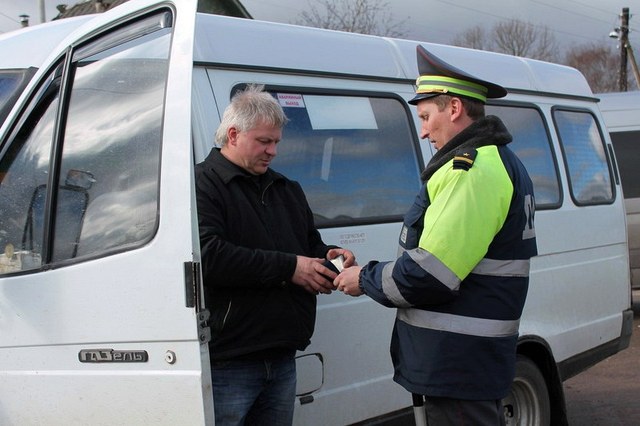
[215,84,288,146]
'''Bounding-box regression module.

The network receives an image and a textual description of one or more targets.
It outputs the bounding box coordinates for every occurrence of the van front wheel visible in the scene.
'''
[502,355,551,426]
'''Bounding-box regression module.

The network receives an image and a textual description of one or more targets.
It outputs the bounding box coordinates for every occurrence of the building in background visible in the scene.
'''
[53,0,251,20]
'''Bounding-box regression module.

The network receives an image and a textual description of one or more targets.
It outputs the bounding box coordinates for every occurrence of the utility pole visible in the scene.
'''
[619,7,629,91]
[628,39,640,89]
[38,0,46,23]
[611,7,640,91]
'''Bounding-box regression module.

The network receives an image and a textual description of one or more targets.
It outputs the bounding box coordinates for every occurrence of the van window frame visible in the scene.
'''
[486,99,563,210]
[551,105,617,206]
[0,62,67,276]
[230,83,424,228]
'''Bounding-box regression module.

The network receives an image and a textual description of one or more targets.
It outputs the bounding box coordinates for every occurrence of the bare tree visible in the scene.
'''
[452,19,559,62]
[452,26,491,51]
[494,20,559,62]
[565,43,623,93]
[450,19,635,93]
[294,0,408,38]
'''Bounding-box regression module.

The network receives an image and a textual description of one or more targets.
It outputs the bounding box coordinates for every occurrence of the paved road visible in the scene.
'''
[564,291,640,425]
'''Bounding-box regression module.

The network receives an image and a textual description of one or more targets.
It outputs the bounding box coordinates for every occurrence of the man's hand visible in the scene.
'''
[334,265,363,297]
[326,248,357,268]
[292,256,337,295]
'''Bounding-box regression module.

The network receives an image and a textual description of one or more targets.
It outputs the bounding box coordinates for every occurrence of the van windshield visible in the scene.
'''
[0,69,30,125]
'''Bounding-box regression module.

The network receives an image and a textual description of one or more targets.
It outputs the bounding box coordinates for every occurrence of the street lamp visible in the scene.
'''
[19,14,29,27]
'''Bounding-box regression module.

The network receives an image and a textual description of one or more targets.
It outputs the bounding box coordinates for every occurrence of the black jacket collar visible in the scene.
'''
[422,115,512,182]
[205,147,285,186]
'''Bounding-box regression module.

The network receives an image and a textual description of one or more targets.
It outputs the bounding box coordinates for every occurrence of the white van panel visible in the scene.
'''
[598,91,640,130]
[0,342,208,424]
[598,91,640,289]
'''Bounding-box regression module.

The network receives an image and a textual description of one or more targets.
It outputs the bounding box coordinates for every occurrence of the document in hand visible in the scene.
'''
[323,255,345,273]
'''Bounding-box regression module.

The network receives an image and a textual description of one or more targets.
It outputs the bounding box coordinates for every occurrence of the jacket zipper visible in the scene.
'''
[221,300,232,330]
[261,181,274,206]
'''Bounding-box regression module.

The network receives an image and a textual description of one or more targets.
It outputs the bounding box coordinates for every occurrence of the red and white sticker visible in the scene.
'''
[277,93,305,108]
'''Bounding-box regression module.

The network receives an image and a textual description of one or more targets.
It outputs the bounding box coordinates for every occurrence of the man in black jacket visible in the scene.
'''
[196,84,355,426]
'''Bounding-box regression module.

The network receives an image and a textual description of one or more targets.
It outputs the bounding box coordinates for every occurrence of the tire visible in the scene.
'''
[502,355,551,426]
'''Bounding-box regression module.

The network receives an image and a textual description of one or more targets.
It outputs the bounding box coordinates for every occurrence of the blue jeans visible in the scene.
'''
[211,355,297,426]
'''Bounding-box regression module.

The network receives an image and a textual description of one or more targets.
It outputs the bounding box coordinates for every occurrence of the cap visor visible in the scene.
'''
[408,92,440,105]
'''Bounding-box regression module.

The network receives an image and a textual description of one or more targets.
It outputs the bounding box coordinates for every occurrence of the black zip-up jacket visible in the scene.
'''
[195,148,333,361]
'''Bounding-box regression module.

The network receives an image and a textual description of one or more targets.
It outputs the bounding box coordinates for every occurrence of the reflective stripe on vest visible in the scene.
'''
[407,249,461,291]
[386,249,531,308]
[472,258,530,277]
[397,308,520,337]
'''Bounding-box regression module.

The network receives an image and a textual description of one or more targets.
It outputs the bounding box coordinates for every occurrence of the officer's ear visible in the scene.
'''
[449,97,464,121]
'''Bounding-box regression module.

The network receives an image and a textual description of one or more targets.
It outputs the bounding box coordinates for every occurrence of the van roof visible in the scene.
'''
[194,13,594,99]
[598,91,640,111]
[0,15,94,70]
[0,10,595,100]
[597,91,640,130]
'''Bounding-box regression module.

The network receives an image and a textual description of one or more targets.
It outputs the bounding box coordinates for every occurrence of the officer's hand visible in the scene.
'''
[334,266,363,297]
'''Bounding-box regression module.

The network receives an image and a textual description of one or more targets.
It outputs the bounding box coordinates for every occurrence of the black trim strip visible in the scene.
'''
[194,61,600,102]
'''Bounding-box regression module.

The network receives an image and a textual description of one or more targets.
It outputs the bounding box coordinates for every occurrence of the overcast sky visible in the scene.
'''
[1,0,638,53]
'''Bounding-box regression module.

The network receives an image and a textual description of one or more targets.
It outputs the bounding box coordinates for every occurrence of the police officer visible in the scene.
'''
[335,45,537,425]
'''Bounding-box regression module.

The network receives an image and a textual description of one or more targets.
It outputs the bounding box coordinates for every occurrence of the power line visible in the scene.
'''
[529,0,609,24]
[432,0,509,21]
[0,10,20,25]
[429,0,600,45]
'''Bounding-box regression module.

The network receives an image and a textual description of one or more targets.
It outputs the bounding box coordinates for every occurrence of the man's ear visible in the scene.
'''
[449,97,464,121]
[227,126,239,146]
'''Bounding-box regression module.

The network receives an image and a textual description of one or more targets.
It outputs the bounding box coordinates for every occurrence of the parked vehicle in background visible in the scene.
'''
[0,15,93,125]
[0,1,632,424]
[598,91,640,290]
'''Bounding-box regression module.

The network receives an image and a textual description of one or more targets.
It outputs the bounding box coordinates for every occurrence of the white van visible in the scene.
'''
[598,91,640,289]
[0,1,632,425]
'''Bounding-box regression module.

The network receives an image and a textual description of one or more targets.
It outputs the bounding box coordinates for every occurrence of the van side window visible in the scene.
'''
[609,131,640,198]
[487,104,561,208]
[52,19,172,261]
[0,72,61,273]
[554,109,614,205]
[268,92,421,227]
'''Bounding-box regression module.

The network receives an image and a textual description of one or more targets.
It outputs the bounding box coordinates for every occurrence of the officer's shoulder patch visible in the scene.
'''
[453,149,477,171]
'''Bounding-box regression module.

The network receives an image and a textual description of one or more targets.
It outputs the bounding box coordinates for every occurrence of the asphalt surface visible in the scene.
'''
[564,290,640,425]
